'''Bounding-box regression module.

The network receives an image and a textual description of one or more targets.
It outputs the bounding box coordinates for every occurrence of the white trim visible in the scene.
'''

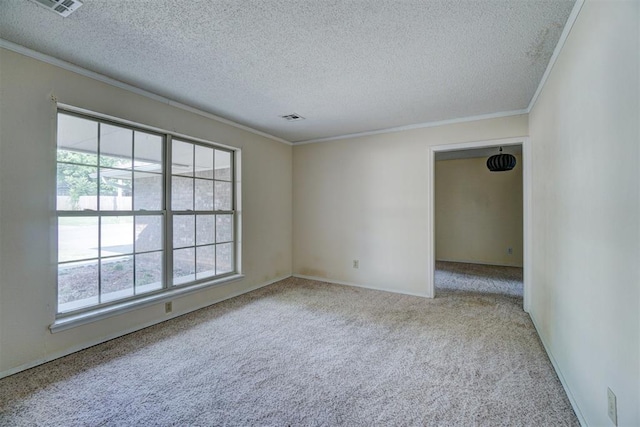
[430,136,525,153]
[1,274,290,379]
[426,146,436,299]
[293,274,430,298]
[0,39,292,146]
[521,138,533,313]
[428,136,532,312]
[293,110,528,145]
[1,0,582,149]
[527,0,585,112]
[291,0,584,146]
[529,313,587,426]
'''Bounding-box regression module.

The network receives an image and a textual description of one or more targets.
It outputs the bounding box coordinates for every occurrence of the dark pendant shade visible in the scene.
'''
[487,147,516,172]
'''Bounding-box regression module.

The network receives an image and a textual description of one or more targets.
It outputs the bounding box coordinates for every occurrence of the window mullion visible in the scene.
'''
[232,150,237,274]
[165,134,173,289]
[97,122,102,304]
[192,144,197,280]
[131,130,137,296]
[213,152,219,277]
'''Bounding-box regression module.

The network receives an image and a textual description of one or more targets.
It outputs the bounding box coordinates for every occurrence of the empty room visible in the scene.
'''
[434,145,524,298]
[0,0,638,426]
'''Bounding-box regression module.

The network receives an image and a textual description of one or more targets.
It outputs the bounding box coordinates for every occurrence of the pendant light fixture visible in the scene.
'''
[486,147,516,172]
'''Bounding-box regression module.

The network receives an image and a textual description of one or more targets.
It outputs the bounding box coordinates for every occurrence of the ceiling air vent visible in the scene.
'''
[280,113,305,122]
[28,0,83,17]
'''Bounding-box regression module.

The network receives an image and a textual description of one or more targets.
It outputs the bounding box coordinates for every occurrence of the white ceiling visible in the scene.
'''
[0,0,575,144]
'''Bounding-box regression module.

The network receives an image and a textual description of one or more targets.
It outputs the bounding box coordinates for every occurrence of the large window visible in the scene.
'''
[56,110,236,315]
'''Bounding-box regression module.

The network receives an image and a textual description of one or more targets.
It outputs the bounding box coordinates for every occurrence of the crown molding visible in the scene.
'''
[294,0,584,146]
[527,0,585,112]
[2,0,584,149]
[0,39,292,146]
[293,109,528,145]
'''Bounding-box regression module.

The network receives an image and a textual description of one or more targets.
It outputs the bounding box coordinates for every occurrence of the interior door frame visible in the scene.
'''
[427,136,532,312]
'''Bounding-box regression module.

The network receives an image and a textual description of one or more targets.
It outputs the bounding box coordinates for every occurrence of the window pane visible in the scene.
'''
[58,260,99,313]
[100,168,132,210]
[215,181,232,210]
[172,140,193,176]
[195,145,214,178]
[215,150,231,181]
[101,255,134,302]
[135,215,163,252]
[196,245,215,279]
[216,215,233,243]
[173,248,195,285]
[135,251,163,294]
[100,124,132,169]
[101,216,134,256]
[57,113,98,165]
[134,171,163,210]
[216,243,234,275]
[171,176,193,210]
[173,215,195,248]
[195,179,214,210]
[134,132,163,171]
[56,111,235,312]
[196,215,215,245]
[58,217,99,262]
[57,164,98,211]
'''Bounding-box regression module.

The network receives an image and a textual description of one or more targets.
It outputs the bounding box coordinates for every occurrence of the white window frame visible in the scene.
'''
[51,105,242,332]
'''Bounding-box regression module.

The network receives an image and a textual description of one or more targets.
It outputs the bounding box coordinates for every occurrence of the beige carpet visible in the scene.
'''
[0,277,577,426]
[436,261,524,297]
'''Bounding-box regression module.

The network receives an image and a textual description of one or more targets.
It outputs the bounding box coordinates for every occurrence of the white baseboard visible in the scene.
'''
[292,274,429,298]
[529,312,587,427]
[0,274,290,380]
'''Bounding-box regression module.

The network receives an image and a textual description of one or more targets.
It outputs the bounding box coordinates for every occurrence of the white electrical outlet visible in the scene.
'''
[507,247,513,255]
[607,387,617,426]
[165,301,173,313]
[353,260,359,269]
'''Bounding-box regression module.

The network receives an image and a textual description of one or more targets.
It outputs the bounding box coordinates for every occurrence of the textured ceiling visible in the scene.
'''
[0,0,575,143]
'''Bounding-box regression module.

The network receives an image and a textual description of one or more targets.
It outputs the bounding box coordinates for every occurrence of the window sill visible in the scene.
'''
[50,274,244,333]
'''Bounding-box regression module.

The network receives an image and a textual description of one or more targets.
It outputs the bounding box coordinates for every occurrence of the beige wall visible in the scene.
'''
[528,0,639,425]
[4,3,637,424]
[0,48,293,376]
[435,155,523,267]
[293,116,528,296]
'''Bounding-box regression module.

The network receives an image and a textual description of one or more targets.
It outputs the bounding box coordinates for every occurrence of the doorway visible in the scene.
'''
[427,137,531,311]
